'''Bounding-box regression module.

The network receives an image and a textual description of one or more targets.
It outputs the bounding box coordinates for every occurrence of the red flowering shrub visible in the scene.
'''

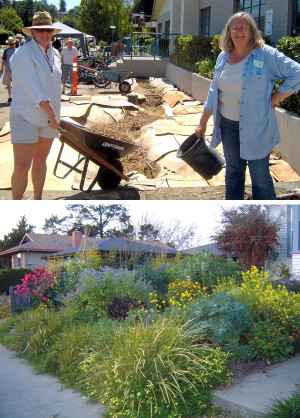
[14,266,61,309]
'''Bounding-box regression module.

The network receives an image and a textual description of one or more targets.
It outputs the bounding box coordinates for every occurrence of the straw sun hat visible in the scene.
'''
[22,11,62,36]
[6,36,15,45]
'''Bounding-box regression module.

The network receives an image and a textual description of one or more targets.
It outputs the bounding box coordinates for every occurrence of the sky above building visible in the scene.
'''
[0,201,242,245]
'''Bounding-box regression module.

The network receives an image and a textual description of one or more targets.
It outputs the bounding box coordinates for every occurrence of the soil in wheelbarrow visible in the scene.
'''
[89,78,165,178]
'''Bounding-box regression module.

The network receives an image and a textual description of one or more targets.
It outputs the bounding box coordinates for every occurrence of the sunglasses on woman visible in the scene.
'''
[35,28,54,33]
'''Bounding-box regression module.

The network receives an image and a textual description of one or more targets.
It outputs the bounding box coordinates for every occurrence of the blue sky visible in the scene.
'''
[52,0,81,11]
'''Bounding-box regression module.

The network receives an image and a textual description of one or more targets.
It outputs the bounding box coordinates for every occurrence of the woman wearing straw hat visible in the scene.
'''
[1,36,16,104]
[61,37,78,95]
[10,11,62,200]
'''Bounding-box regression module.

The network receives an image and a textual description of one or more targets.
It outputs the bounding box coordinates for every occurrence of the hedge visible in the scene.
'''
[170,34,300,116]
[0,269,31,294]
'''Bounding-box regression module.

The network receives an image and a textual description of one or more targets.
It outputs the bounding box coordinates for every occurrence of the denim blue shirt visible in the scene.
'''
[204,44,300,160]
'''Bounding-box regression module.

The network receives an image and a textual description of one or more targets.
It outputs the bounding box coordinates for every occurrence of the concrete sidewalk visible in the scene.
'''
[0,344,107,418]
[1,342,299,418]
[212,354,300,417]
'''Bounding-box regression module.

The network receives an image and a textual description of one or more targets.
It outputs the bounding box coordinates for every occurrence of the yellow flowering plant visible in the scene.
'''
[167,278,210,308]
[233,267,300,333]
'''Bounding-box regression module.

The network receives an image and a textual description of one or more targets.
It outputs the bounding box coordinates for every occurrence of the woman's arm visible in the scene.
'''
[195,108,213,138]
[39,100,59,129]
[271,91,295,108]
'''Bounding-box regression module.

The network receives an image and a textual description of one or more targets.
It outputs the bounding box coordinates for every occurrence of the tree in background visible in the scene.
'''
[77,0,134,43]
[62,6,79,28]
[132,0,154,15]
[43,204,134,238]
[11,0,58,27]
[0,216,35,252]
[213,205,280,271]
[0,7,23,32]
[43,205,199,250]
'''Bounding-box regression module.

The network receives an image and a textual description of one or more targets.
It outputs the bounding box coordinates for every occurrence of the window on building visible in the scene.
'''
[292,0,300,36]
[200,7,211,37]
[158,23,162,34]
[236,0,266,33]
[165,20,170,34]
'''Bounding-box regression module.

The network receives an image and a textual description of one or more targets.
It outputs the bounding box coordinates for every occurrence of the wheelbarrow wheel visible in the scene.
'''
[97,158,123,189]
[93,76,111,89]
[119,81,131,94]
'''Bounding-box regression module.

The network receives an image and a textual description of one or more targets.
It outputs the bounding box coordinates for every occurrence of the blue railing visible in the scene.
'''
[101,32,182,63]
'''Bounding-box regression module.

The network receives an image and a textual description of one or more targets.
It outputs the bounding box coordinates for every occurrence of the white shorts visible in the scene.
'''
[11,113,58,144]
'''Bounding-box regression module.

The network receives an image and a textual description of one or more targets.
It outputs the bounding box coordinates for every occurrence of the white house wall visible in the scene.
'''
[156,0,171,32]
[265,205,293,277]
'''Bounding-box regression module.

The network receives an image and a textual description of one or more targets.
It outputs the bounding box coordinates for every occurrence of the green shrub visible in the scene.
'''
[64,267,153,320]
[266,384,300,418]
[247,320,294,362]
[170,35,214,72]
[276,36,300,116]
[229,267,300,333]
[81,315,230,417]
[0,268,32,294]
[167,251,244,293]
[0,293,9,319]
[182,292,254,358]
[134,259,171,295]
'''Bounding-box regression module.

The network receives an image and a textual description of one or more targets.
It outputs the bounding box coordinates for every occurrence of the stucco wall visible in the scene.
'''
[266,0,290,44]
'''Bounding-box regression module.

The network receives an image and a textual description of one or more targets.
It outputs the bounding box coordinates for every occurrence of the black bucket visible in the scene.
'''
[176,133,225,180]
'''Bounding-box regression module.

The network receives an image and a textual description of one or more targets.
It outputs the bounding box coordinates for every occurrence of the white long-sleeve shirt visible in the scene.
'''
[10,40,61,127]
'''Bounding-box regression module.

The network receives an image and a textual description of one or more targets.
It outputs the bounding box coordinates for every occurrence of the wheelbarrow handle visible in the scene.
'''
[58,126,128,181]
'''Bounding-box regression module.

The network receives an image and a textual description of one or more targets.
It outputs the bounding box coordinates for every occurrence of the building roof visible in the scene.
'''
[0,233,98,256]
[180,242,222,256]
[151,0,167,21]
[46,237,178,258]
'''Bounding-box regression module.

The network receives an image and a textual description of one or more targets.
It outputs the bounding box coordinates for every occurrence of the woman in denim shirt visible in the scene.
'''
[195,12,300,200]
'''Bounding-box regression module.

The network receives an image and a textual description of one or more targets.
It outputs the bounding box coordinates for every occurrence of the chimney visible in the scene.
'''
[72,231,82,248]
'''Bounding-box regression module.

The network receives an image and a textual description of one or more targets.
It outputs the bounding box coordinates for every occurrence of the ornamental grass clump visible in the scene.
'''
[234,267,300,333]
[81,315,230,417]
[247,320,295,362]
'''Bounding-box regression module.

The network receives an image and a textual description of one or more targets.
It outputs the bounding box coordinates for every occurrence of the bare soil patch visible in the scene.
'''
[90,78,165,178]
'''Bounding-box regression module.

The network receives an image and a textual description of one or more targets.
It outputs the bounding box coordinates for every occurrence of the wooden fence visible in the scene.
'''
[9,286,32,317]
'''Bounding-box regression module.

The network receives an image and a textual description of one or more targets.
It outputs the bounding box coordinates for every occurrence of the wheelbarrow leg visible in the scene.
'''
[53,141,86,179]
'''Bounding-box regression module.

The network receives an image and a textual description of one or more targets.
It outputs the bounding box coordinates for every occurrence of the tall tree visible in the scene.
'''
[0,7,23,32]
[213,205,280,271]
[77,0,134,42]
[59,0,66,12]
[0,216,35,252]
[132,0,154,15]
[43,204,134,238]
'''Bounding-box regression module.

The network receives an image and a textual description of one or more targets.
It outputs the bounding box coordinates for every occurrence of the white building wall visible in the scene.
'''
[265,0,290,44]
[292,253,300,275]
[265,205,293,277]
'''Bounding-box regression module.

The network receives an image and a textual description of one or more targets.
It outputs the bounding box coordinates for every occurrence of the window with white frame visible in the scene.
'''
[200,7,211,37]
[236,0,266,33]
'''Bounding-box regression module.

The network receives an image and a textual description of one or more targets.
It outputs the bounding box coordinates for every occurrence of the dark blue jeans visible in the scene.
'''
[220,115,276,200]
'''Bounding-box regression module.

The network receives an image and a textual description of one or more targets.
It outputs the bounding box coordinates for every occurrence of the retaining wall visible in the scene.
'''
[113,58,300,174]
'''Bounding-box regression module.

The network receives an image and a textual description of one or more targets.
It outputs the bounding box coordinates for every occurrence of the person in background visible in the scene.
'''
[195,12,300,200]
[52,38,62,53]
[15,33,25,47]
[61,37,78,95]
[1,36,16,104]
[9,11,62,200]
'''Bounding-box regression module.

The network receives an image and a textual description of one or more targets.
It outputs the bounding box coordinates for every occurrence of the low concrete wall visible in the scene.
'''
[110,57,167,78]
[113,58,300,174]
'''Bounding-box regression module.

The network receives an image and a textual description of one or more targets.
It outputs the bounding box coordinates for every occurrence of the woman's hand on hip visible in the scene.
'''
[48,114,59,130]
